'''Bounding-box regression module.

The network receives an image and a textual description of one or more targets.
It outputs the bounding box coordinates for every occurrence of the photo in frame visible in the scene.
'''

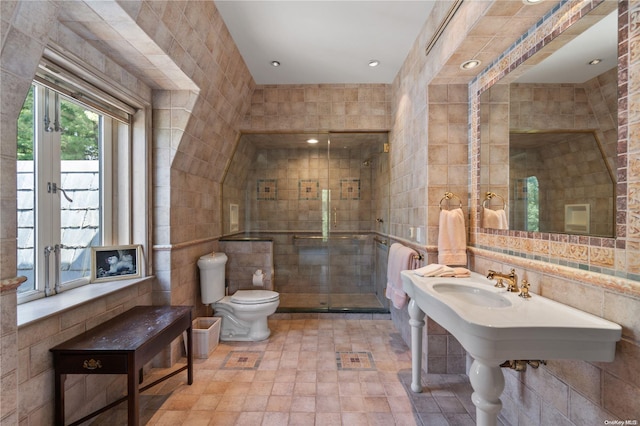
[91,245,142,282]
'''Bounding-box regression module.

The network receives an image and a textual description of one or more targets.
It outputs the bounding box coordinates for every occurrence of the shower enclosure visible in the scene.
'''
[222,132,390,312]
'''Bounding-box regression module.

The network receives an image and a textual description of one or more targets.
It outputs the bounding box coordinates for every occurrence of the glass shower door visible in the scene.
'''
[326,132,388,312]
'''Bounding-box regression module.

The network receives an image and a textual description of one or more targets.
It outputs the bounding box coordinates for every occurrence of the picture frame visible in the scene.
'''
[91,245,142,283]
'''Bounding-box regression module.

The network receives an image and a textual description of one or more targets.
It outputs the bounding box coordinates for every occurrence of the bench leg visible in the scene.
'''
[187,325,193,385]
[128,360,139,425]
[54,372,66,426]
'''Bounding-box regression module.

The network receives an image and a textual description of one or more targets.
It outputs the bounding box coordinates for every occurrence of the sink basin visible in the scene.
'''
[401,271,621,361]
[432,283,511,308]
[401,270,622,426]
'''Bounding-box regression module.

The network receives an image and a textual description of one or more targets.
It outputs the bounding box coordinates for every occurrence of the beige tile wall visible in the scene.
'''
[219,240,274,293]
[135,0,255,312]
[242,85,391,132]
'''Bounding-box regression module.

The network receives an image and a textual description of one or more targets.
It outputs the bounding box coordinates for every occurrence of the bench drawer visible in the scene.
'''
[55,354,128,374]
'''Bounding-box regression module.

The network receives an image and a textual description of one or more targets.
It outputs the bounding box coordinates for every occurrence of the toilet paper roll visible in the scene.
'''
[252,270,264,287]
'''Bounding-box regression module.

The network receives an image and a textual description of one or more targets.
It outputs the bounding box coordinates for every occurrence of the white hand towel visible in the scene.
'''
[482,208,501,229]
[385,243,419,309]
[438,208,467,266]
[482,208,509,230]
[453,267,471,278]
[413,264,452,277]
[497,209,508,230]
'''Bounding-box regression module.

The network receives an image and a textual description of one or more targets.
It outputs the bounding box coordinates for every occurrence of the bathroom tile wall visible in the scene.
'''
[136,0,255,314]
[245,145,375,232]
[221,138,257,235]
[242,85,391,132]
[219,240,274,293]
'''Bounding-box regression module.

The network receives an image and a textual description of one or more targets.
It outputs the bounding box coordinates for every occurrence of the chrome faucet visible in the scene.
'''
[487,268,519,292]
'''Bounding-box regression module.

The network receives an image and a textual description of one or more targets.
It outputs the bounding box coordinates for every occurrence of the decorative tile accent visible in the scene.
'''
[336,351,376,370]
[221,351,263,370]
[257,179,277,200]
[340,179,360,200]
[298,179,319,200]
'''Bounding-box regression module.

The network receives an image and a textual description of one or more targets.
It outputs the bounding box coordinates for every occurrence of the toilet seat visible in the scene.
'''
[230,290,279,305]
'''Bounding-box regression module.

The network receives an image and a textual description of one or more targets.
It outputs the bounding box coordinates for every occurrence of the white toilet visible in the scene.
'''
[197,252,279,341]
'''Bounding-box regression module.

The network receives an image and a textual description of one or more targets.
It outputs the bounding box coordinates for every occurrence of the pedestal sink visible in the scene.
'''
[401,271,622,426]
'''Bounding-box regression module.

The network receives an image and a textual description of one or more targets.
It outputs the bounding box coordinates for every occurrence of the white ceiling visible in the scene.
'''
[214,1,436,85]
[216,1,617,86]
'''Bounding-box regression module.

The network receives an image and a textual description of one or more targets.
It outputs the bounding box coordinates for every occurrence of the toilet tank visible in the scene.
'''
[197,252,228,304]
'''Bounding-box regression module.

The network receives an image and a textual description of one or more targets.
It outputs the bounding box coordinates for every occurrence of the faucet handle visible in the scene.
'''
[519,280,531,299]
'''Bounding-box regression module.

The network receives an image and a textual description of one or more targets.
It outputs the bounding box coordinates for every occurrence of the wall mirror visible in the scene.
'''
[479,2,618,238]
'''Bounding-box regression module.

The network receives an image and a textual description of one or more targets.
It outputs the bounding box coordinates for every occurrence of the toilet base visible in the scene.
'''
[212,299,277,342]
[216,313,272,341]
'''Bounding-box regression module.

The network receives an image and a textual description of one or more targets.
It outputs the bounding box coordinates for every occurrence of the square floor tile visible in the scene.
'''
[336,351,376,370]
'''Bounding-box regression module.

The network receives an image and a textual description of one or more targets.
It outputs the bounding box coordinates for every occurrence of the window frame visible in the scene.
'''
[17,47,150,305]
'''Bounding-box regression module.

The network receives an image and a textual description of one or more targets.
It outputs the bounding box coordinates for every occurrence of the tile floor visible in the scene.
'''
[91,314,487,425]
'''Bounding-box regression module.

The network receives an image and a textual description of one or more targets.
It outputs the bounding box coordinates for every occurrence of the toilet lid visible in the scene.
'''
[230,290,279,305]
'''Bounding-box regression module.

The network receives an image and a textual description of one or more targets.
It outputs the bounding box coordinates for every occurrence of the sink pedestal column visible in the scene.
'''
[407,299,504,426]
[408,299,425,393]
[469,357,504,426]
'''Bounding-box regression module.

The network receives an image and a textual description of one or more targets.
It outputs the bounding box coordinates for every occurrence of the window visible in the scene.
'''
[16,61,139,303]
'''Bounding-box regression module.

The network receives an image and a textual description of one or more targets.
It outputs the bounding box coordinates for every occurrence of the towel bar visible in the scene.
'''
[439,192,463,210]
[482,192,506,209]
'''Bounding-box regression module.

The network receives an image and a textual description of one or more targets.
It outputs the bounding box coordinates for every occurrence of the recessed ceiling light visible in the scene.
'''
[460,59,481,70]
[522,0,543,4]
[307,138,318,144]
[368,60,380,67]
[588,58,603,65]
[270,60,281,67]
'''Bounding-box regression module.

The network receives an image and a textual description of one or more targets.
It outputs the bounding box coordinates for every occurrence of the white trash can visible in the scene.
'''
[191,317,221,359]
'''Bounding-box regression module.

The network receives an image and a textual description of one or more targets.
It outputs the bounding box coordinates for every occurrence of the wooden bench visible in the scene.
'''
[50,305,193,425]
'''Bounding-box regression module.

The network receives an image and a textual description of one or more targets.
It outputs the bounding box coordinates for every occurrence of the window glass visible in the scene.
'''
[59,96,102,284]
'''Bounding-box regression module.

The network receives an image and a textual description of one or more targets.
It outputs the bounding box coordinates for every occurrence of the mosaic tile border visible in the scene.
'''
[257,179,277,200]
[221,351,264,370]
[336,351,376,370]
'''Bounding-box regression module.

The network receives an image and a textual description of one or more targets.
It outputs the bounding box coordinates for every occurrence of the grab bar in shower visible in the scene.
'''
[293,234,368,241]
[373,236,388,246]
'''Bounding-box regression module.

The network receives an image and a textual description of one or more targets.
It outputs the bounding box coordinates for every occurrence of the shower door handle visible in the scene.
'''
[333,208,337,227]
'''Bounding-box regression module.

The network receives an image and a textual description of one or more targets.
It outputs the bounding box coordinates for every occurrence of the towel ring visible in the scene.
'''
[439,192,463,210]
[482,191,506,209]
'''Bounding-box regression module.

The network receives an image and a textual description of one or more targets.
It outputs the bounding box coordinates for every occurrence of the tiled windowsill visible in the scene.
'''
[17,276,153,328]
